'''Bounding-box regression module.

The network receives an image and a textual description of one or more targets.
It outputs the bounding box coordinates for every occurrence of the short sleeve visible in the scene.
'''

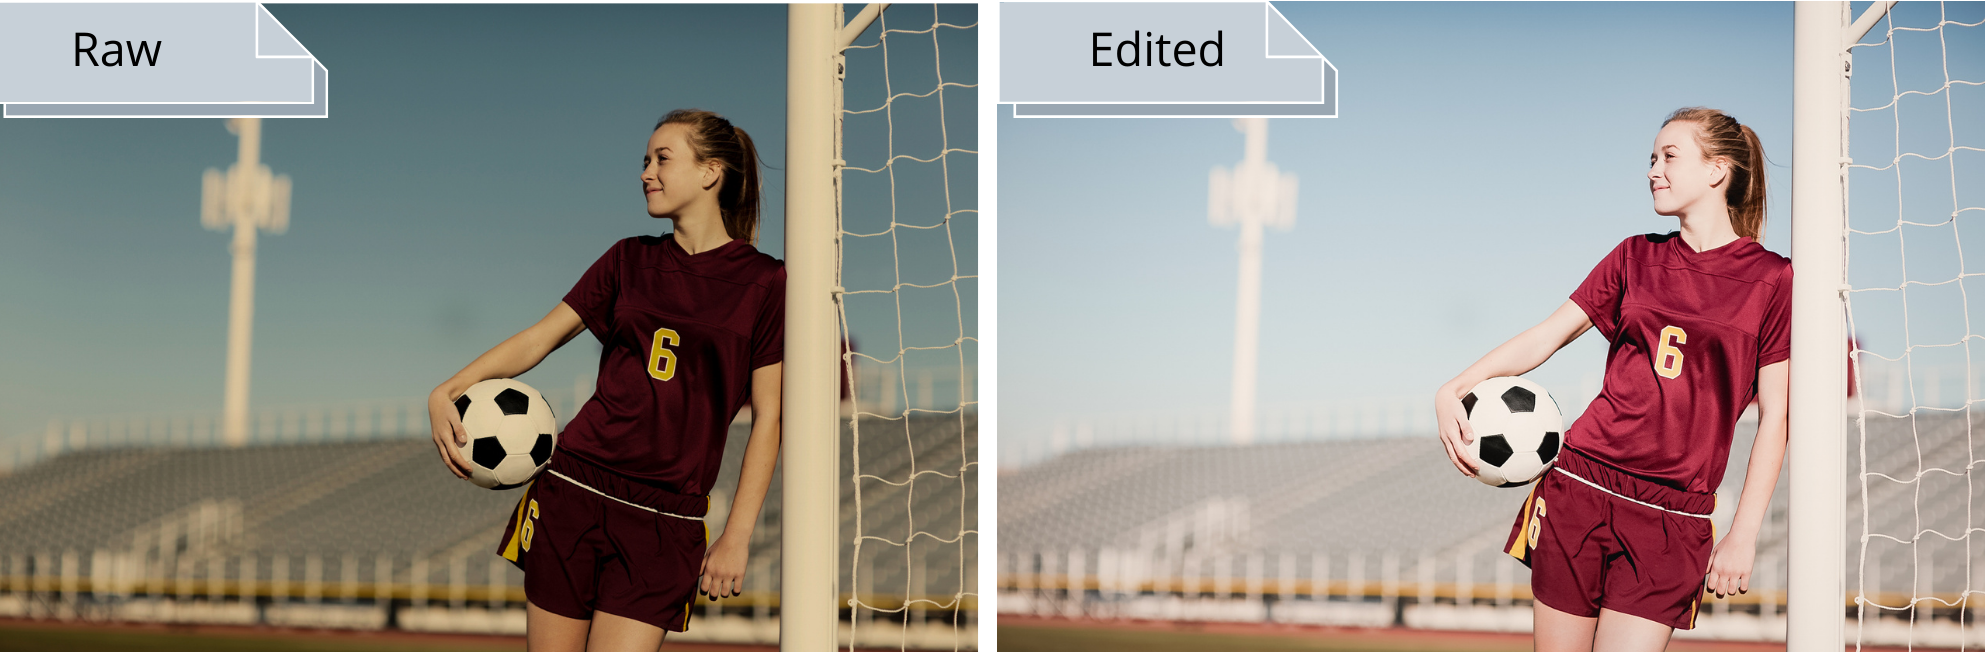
[750,266,786,369]
[1757,263,1794,366]
[1570,237,1633,340]
[563,239,626,344]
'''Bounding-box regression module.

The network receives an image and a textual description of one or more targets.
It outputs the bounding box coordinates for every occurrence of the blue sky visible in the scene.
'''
[0,4,978,440]
[998,1,1983,464]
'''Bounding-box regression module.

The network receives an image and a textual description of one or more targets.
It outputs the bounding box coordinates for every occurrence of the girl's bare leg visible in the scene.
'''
[526,600,592,652]
[1534,599,1598,652]
[1592,608,1674,652]
[587,609,668,652]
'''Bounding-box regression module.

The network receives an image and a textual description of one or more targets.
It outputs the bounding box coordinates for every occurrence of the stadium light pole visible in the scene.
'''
[1209,118,1297,446]
[201,118,292,448]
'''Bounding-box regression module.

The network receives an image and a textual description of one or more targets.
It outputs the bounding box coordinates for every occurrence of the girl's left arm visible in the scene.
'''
[1705,359,1790,599]
[700,362,783,600]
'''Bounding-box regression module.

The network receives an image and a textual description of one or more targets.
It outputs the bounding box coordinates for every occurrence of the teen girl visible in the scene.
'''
[429,109,784,652]
[1435,107,1791,652]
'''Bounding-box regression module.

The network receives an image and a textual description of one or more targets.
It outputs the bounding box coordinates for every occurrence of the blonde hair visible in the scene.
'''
[1662,107,1767,240]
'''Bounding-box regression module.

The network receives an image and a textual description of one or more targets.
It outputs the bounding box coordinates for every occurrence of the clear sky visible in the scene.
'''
[998,1,1982,465]
[0,4,978,441]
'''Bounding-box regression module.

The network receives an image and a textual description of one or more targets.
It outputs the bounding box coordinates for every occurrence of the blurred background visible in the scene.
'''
[997,2,1981,651]
[0,4,977,650]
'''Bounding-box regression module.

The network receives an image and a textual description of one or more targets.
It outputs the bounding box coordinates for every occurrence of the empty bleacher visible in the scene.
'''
[0,412,977,612]
[1000,409,1984,609]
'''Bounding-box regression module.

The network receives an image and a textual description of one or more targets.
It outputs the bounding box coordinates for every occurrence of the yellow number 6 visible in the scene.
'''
[1655,326,1687,379]
[648,327,681,381]
[1527,496,1546,551]
[521,499,539,552]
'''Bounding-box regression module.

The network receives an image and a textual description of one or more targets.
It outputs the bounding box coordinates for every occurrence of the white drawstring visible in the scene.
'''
[1553,467,1713,519]
[545,469,704,521]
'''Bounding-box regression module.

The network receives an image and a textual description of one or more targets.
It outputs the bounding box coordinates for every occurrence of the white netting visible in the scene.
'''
[834,4,978,650]
[1843,2,1985,648]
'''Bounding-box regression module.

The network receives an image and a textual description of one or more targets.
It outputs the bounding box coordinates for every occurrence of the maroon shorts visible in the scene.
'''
[1504,447,1716,630]
[497,452,709,632]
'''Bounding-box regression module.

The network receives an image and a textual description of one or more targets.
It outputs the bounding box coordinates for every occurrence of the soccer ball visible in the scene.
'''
[453,379,558,489]
[1463,376,1564,487]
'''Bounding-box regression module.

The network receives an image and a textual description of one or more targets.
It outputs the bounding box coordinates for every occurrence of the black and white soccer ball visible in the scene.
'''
[1463,376,1564,487]
[453,379,558,490]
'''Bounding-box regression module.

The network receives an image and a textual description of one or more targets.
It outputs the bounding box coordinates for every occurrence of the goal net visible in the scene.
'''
[1842,2,1983,649]
[1835,0,1979,648]
[835,4,979,650]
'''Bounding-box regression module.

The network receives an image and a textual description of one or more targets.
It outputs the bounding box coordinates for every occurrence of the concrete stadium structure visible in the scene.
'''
[0,414,977,649]
[998,410,1982,646]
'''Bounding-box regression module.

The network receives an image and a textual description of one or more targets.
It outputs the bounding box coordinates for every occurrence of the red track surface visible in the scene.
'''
[0,618,523,652]
[1002,614,1915,652]
[0,617,777,651]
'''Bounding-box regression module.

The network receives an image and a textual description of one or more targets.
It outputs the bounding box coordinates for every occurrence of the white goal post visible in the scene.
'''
[786,5,841,651]
[1787,4,1857,649]
[785,5,890,652]
[1788,3,1971,651]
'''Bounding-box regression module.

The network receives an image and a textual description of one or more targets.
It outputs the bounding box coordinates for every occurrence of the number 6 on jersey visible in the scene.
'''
[1655,325,1686,379]
[649,327,681,381]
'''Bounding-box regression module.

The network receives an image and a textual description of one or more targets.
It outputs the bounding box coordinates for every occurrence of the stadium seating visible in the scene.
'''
[1000,410,1983,604]
[0,413,977,607]
[1749,408,1982,599]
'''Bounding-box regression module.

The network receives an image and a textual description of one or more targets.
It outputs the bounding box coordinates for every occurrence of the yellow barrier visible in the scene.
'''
[0,575,979,613]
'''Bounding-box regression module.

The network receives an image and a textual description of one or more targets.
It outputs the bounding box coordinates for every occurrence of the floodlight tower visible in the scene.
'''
[201,118,292,447]
[1209,118,1297,446]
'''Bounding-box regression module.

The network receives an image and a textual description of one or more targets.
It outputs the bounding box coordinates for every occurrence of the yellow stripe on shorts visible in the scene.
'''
[500,480,535,562]
[1507,484,1540,562]
[685,494,709,631]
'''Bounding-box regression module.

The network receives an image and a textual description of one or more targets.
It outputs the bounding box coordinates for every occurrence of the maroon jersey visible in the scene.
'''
[1566,233,1792,493]
[559,234,784,495]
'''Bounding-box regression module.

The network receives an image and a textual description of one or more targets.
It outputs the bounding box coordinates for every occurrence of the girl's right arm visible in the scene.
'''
[428,302,588,479]
[1435,299,1593,478]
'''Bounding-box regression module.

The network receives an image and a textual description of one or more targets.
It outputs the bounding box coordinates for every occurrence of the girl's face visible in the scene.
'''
[641,123,718,219]
[1648,121,1729,218]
